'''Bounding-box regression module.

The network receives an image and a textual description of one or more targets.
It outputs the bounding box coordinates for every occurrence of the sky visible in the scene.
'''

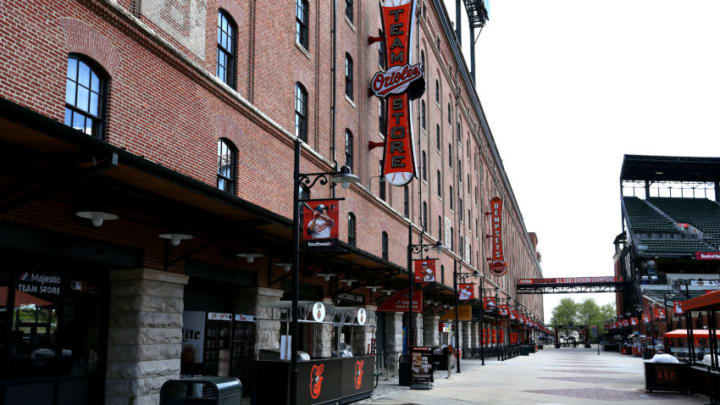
[444,0,720,321]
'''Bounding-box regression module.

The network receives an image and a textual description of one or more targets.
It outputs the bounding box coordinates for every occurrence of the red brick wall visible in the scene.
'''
[0,0,543,319]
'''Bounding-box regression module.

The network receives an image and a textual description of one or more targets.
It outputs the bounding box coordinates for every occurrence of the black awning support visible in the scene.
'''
[0,151,118,215]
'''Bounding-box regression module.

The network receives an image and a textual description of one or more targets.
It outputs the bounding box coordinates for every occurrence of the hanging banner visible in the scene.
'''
[642,313,649,324]
[654,307,666,320]
[673,301,683,314]
[482,296,496,310]
[498,304,509,317]
[630,317,638,326]
[377,288,423,313]
[302,199,341,249]
[488,197,507,276]
[622,319,630,328]
[413,258,437,283]
[509,310,518,321]
[458,283,474,301]
[375,0,424,186]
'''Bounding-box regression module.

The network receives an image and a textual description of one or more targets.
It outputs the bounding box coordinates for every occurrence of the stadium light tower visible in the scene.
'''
[455,0,490,83]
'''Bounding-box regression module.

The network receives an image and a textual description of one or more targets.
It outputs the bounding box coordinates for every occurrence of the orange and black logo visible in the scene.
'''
[310,364,325,399]
[354,360,364,389]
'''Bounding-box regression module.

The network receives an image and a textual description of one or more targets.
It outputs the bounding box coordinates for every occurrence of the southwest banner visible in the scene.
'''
[302,199,340,249]
[483,296,496,310]
[654,307,666,320]
[674,301,683,314]
[498,304,509,317]
[488,197,507,276]
[413,258,437,283]
[375,0,424,186]
[458,283,474,301]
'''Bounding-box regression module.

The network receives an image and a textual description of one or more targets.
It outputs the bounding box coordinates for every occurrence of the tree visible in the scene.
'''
[550,298,578,326]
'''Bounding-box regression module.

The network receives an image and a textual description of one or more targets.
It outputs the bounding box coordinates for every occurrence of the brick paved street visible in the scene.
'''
[360,346,707,405]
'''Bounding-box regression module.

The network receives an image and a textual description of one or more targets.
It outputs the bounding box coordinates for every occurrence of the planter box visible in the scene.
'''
[644,362,690,393]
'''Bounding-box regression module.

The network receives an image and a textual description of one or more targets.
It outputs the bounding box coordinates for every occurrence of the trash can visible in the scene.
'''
[160,376,242,405]
[398,355,411,386]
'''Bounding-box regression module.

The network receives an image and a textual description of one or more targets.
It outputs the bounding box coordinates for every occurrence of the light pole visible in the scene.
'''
[407,237,441,352]
[452,262,480,373]
[290,139,358,405]
[479,274,485,366]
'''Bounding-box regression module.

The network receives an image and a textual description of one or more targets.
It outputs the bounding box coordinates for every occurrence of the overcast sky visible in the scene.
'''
[444,0,720,321]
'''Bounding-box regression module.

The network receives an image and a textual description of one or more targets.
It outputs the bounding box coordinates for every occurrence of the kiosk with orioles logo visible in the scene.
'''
[254,301,375,404]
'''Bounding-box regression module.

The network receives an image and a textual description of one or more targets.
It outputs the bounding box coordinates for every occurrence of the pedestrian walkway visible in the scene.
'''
[359,346,707,405]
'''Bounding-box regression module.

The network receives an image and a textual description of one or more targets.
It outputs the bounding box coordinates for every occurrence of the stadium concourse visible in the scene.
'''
[610,155,720,358]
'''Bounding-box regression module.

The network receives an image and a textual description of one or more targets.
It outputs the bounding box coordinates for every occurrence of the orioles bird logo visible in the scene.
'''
[310,364,325,399]
[354,360,364,389]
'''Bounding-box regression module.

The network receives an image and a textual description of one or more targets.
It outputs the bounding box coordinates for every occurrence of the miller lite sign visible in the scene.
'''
[375,0,425,186]
[488,197,507,276]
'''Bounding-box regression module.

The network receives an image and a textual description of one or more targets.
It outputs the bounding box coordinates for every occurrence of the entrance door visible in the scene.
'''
[0,267,107,405]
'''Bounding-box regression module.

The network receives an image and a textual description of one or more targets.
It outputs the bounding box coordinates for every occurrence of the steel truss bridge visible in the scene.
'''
[516,277,627,295]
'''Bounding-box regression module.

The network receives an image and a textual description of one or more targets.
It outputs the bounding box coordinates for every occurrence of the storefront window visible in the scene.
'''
[0,267,107,404]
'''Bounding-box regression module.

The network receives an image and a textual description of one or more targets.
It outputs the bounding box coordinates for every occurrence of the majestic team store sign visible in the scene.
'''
[374,0,425,186]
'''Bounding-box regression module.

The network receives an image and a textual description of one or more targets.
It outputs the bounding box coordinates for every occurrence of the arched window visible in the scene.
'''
[345,53,354,100]
[295,83,308,142]
[422,201,428,231]
[403,185,409,217]
[422,151,427,180]
[448,103,452,125]
[435,79,440,103]
[449,186,453,209]
[448,144,453,163]
[296,0,309,49]
[450,227,454,250]
[345,0,353,22]
[345,129,353,171]
[379,99,386,134]
[217,10,237,88]
[348,212,356,247]
[438,216,443,241]
[441,264,445,283]
[436,124,440,151]
[420,50,425,70]
[421,100,426,129]
[437,170,441,197]
[64,55,106,137]
[467,138,470,157]
[217,138,236,193]
[381,231,388,260]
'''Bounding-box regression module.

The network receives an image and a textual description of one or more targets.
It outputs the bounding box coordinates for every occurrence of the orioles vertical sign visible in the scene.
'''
[488,197,507,276]
[373,0,425,186]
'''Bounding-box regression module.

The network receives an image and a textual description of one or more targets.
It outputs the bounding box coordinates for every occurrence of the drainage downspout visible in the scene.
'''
[331,0,338,197]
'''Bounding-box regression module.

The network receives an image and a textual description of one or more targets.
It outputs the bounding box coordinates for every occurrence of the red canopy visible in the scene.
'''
[679,290,720,312]
[664,329,713,339]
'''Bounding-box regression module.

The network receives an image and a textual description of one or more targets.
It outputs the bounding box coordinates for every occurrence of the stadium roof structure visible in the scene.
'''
[461,0,490,28]
[621,154,720,182]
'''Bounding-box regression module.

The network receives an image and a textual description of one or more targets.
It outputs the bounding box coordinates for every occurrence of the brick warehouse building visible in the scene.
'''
[0,0,543,404]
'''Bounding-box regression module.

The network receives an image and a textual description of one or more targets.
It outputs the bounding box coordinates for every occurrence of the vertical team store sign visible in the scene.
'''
[488,197,508,276]
[373,0,425,186]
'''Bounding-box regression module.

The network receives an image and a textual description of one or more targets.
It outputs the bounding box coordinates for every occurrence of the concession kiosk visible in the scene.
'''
[254,301,376,405]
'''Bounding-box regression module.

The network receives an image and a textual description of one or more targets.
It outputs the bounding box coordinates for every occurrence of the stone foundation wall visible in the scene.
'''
[105,268,188,405]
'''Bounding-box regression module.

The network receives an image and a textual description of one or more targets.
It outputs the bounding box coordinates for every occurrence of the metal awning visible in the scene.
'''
[0,98,408,284]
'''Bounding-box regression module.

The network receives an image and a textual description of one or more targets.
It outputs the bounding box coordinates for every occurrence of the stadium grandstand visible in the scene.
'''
[610,155,720,353]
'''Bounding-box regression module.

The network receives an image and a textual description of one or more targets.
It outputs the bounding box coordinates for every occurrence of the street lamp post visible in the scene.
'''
[479,275,485,366]
[407,236,441,352]
[290,140,359,405]
[451,261,480,373]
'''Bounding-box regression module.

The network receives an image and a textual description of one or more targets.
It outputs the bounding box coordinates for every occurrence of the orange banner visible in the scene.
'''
[488,197,507,276]
[413,258,437,283]
[377,0,422,186]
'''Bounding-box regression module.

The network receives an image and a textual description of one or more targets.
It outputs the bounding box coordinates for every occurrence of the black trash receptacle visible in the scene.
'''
[399,355,411,386]
[160,376,242,405]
